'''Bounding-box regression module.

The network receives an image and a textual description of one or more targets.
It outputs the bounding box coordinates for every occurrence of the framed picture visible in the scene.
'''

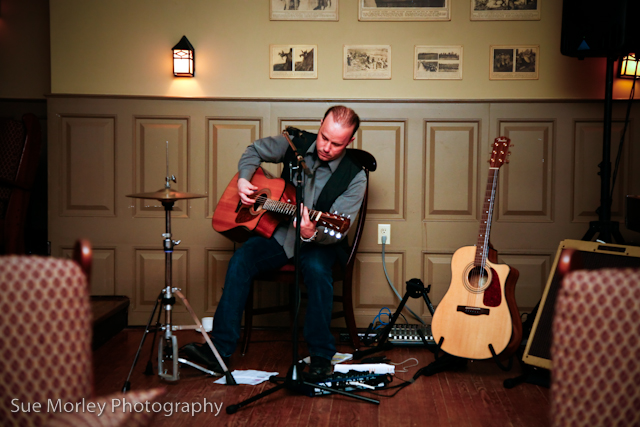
[490,45,539,80]
[270,45,318,79]
[414,46,463,80]
[343,45,391,80]
[358,0,450,21]
[471,0,540,21]
[270,0,338,21]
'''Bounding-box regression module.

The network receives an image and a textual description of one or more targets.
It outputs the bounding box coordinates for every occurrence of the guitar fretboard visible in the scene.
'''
[475,167,499,266]
[256,195,322,221]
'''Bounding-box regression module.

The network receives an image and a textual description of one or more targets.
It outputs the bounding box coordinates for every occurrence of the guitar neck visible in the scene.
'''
[475,167,499,266]
[262,198,322,221]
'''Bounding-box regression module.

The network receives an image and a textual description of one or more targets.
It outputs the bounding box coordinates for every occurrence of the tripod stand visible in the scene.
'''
[122,173,236,391]
[582,55,626,244]
[226,157,378,414]
[353,278,436,360]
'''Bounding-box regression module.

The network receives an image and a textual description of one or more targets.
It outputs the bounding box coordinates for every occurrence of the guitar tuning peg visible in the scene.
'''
[347,215,351,219]
[324,228,329,234]
[336,233,342,239]
[329,230,335,237]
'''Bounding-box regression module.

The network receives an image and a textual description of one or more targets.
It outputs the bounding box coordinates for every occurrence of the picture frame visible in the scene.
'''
[471,0,540,21]
[358,0,450,22]
[270,45,318,79]
[270,0,338,21]
[343,45,391,80]
[490,45,539,80]
[414,46,463,80]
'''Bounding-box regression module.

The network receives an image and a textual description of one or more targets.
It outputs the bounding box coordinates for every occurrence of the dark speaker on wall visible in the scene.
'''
[522,239,640,370]
[561,0,640,58]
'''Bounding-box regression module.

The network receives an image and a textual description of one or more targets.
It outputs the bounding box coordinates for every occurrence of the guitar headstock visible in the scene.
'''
[318,213,351,237]
[490,136,512,168]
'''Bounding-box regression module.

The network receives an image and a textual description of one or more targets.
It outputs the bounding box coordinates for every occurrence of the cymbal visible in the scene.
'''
[126,188,207,201]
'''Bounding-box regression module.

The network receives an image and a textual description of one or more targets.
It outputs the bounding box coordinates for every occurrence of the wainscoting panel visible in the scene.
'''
[205,250,233,314]
[46,97,640,329]
[206,118,262,218]
[572,120,629,223]
[424,122,479,221]
[60,115,116,217]
[134,248,188,313]
[62,246,116,295]
[358,121,406,219]
[133,117,189,218]
[496,253,552,313]
[498,121,554,222]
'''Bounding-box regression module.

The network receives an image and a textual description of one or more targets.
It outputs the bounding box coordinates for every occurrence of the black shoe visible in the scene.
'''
[181,343,229,373]
[305,356,332,381]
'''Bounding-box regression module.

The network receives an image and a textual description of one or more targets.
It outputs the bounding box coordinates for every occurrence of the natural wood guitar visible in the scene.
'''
[431,137,521,360]
[211,167,350,243]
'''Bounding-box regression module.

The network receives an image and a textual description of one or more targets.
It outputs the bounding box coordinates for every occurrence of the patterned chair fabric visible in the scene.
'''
[0,254,165,427]
[551,268,640,427]
[0,256,93,426]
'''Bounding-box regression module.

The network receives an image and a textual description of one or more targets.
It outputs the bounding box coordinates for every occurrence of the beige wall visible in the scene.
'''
[0,0,50,99]
[47,96,640,327]
[49,0,635,100]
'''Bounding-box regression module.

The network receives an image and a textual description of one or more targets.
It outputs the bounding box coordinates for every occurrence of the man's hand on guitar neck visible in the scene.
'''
[238,178,258,205]
[293,204,318,240]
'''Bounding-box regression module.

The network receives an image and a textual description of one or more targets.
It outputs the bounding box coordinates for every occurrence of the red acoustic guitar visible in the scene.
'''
[431,137,521,360]
[212,167,350,243]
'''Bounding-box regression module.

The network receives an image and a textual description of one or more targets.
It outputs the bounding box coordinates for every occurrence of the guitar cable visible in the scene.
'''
[381,236,426,326]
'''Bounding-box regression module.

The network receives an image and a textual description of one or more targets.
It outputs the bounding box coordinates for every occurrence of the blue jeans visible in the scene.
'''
[211,235,338,360]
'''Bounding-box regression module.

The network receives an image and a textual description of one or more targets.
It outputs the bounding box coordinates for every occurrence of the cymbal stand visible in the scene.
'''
[122,164,237,391]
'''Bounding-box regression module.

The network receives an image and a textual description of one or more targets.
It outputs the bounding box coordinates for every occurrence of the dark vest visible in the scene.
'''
[281,127,363,213]
[282,127,363,265]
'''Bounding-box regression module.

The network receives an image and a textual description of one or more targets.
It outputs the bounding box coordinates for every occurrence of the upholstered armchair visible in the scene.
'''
[551,267,640,427]
[0,241,164,427]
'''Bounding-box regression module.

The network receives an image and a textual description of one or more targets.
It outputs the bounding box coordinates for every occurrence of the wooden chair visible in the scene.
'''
[551,250,640,427]
[0,113,42,254]
[241,149,376,355]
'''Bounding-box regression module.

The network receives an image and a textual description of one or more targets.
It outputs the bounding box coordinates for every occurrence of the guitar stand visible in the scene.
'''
[430,336,513,374]
[353,278,435,360]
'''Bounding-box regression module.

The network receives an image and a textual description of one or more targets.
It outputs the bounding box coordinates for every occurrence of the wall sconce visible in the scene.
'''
[618,53,639,79]
[172,36,195,77]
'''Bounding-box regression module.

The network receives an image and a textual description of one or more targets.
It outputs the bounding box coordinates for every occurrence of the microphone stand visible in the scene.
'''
[226,158,378,414]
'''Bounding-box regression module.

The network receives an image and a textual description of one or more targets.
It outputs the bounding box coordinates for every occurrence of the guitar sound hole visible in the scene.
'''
[250,191,268,214]
[467,266,489,291]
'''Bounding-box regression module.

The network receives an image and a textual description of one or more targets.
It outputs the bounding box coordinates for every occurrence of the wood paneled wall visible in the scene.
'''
[47,97,640,327]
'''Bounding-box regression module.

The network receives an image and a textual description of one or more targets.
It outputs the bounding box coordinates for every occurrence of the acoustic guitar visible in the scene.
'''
[212,167,350,243]
[431,137,521,360]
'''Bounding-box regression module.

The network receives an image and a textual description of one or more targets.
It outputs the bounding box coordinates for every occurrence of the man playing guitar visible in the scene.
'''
[184,106,366,378]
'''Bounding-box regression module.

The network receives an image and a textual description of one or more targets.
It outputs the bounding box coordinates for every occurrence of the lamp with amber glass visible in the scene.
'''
[618,53,639,79]
[172,36,195,77]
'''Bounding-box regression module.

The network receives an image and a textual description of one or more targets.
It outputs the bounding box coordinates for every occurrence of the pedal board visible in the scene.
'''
[388,324,435,346]
[305,371,390,396]
[340,324,435,346]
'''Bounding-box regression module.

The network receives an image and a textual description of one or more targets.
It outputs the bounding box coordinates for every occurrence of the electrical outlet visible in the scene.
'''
[378,224,390,244]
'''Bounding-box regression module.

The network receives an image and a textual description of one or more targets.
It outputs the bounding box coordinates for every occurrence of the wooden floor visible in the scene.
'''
[94,328,550,427]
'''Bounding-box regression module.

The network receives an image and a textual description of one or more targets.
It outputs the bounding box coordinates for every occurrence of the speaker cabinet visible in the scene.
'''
[522,239,640,370]
[561,0,640,58]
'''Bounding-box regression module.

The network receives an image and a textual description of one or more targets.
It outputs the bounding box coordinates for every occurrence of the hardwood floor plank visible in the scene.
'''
[92,329,550,426]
